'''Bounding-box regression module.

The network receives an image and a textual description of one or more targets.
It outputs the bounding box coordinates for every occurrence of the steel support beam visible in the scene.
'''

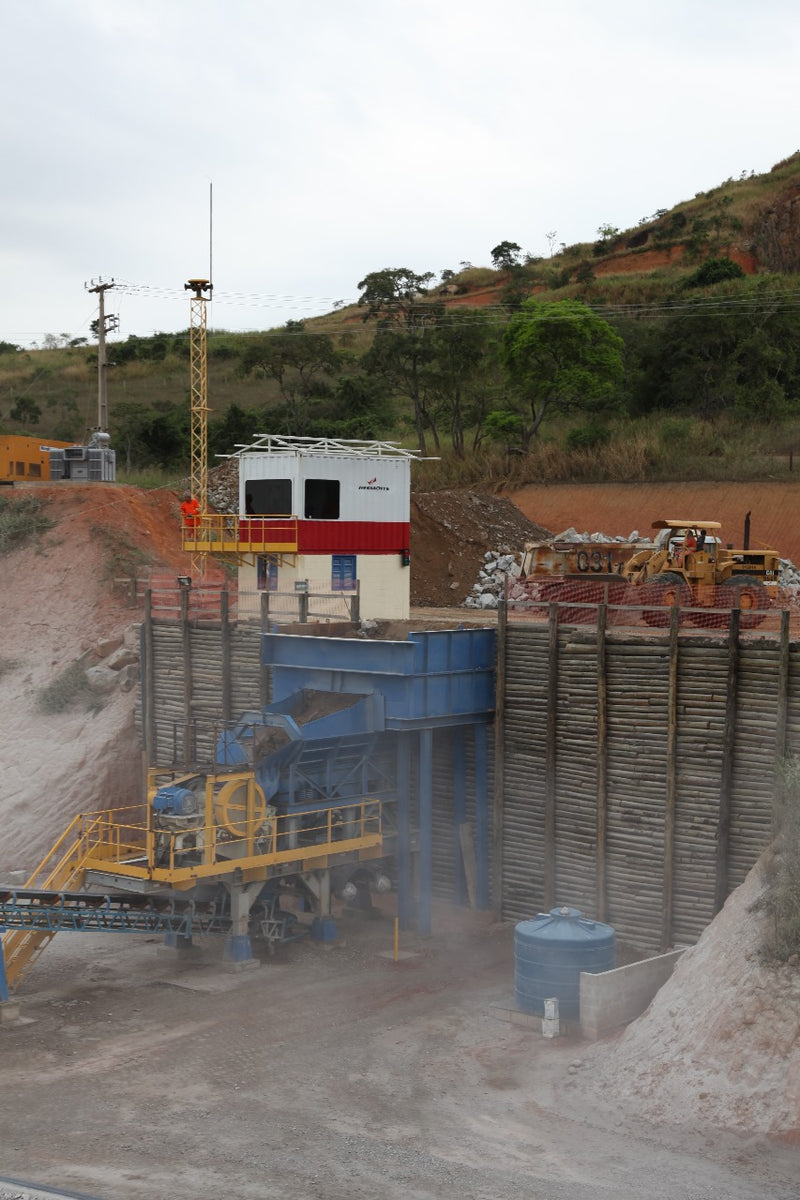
[474,722,489,911]
[417,727,433,936]
[452,727,468,905]
[396,734,412,930]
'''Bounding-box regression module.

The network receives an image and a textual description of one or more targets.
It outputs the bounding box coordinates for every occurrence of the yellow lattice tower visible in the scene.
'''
[185,278,212,577]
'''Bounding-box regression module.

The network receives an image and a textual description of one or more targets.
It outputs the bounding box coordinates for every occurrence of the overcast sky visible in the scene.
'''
[2,0,799,349]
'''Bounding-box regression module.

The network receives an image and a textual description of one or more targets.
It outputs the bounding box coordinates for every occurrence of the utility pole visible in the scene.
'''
[86,278,118,432]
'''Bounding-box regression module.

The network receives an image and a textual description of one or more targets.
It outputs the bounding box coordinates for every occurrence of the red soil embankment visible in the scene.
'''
[509,480,800,563]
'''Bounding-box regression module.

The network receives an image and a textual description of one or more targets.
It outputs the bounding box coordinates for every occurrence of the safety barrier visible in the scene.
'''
[20,795,382,889]
[140,583,359,625]
[1,805,143,989]
[181,513,298,555]
[507,576,800,633]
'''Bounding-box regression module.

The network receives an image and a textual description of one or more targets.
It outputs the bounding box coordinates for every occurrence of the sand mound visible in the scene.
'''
[583,859,800,1135]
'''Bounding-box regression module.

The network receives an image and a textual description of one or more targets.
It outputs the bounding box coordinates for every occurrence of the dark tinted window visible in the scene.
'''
[305,478,340,520]
[245,478,292,515]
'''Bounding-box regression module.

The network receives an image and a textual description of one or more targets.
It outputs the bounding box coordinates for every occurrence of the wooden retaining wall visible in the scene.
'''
[139,594,794,953]
[139,590,266,766]
[496,607,795,953]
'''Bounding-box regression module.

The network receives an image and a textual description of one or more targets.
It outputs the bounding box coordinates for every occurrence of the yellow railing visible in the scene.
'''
[2,795,382,989]
[80,799,382,886]
[1,804,143,990]
[182,513,299,555]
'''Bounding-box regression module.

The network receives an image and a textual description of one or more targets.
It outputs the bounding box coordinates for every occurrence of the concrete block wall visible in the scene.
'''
[579,949,685,1040]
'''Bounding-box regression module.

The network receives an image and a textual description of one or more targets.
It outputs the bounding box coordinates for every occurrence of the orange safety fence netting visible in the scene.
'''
[506,576,800,634]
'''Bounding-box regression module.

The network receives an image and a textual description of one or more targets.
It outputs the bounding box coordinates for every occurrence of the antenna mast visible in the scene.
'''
[183,185,213,576]
[184,277,212,521]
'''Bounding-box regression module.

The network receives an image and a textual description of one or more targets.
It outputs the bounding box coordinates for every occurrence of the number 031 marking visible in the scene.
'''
[576,549,614,573]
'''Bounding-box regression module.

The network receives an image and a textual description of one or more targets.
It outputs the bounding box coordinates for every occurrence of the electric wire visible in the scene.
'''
[7,279,800,346]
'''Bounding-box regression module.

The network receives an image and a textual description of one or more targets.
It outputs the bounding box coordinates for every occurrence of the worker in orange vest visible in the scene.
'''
[180,491,200,532]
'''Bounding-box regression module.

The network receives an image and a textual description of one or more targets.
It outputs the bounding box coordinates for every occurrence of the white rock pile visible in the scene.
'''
[463,551,521,609]
[550,526,649,545]
[780,557,800,587]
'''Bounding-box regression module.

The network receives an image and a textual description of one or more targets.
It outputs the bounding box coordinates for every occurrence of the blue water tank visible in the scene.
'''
[514,906,615,1019]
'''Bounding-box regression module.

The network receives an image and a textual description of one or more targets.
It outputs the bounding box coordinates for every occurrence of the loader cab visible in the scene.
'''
[652,520,722,568]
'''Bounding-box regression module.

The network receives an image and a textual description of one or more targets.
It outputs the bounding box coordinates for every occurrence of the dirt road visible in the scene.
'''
[1,905,798,1200]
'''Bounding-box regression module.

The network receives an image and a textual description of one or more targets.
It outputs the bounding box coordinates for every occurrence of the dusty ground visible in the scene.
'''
[1,902,799,1200]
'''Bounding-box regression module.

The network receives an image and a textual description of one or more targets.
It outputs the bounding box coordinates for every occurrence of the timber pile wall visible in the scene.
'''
[139,592,266,767]
[496,609,796,953]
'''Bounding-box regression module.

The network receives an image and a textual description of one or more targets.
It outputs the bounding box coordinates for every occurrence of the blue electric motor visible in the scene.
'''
[152,786,198,817]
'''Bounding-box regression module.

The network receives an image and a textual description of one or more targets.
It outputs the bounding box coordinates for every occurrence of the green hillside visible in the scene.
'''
[4,152,800,487]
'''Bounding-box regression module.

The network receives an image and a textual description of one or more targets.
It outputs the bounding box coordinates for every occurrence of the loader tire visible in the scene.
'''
[718,575,770,629]
[639,572,690,628]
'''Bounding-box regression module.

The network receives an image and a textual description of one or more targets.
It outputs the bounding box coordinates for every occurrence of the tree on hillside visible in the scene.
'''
[330,375,396,439]
[362,326,439,454]
[499,299,624,448]
[490,241,522,270]
[10,396,42,425]
[239,327,339,435]
[209,403,259,457]
[357,267,442,453]
[356,268,436,319]
[113,400,189,471]
[684,257,745,288]
[633,291,800,422]
[420,309,500,457]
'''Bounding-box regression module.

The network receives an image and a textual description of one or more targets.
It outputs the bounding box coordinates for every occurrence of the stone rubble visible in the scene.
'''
[463,529,800,606]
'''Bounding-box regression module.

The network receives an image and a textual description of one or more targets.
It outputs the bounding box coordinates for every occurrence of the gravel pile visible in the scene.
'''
[208,456,240,512]
[462,551,521,609]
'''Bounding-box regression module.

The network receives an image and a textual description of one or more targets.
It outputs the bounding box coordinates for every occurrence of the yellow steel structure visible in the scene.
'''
[1,811,104,989]
[1,777,382,988]
[180,512,299,560]
[186,278,212,577]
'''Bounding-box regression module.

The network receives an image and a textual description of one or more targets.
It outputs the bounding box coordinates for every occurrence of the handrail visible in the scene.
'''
[182,513,299,553]
[2,796,382,991]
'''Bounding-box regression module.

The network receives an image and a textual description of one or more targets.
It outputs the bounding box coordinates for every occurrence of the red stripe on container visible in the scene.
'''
[297,521,410,553]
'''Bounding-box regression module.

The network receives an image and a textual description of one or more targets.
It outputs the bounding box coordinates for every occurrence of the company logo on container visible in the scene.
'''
[358,475,389,491]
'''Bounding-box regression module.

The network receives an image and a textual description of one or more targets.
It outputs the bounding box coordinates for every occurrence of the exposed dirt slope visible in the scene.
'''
[509,480,800,564]
[410,490,550,607]
[0,483,188,874]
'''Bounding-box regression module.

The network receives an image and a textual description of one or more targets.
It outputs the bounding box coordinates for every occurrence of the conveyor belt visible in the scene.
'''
[0,888,230,936]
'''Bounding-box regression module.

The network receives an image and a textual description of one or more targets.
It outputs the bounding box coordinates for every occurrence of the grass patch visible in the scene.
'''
[116,467,181,490]
[0,493,54,553]
[90,524,154,582]
[36,659,97,715]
